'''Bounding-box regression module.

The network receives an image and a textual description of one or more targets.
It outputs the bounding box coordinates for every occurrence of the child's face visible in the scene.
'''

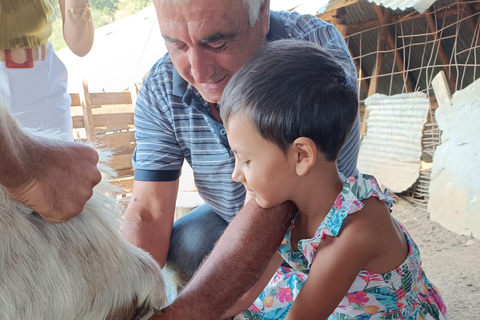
[226,114,298,209]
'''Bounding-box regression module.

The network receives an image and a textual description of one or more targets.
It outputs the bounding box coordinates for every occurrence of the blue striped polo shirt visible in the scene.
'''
[133,10,361,222]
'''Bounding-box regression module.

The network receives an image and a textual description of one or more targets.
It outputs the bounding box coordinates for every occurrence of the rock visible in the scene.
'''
[465,239,476,246]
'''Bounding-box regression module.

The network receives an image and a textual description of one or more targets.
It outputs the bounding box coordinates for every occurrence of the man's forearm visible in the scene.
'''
[156,200,297,319]
[121,180,179,268]
[122,206,172,268]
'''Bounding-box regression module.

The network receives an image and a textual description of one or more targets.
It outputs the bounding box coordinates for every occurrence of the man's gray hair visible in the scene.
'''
[170,0,266,26]
[243,0,266,26]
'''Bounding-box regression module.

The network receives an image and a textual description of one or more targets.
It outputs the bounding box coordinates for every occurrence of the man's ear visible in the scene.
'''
[292,137,317,176]
[260,0,270,36]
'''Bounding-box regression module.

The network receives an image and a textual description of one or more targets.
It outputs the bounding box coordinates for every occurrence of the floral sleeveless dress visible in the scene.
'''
[233,174,448,320]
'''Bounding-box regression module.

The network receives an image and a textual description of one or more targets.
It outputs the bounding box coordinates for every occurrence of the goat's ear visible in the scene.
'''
[105,297,138,320]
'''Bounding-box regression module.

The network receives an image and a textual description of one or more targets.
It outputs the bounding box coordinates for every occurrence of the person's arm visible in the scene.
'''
[152,199,297,320]
[284,212,373,319]
[59,0,95,57]
[0,102,102,223]
[222,252,284,319]
[121,180,179,267]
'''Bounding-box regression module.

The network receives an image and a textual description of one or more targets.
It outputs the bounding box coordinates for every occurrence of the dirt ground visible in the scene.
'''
[391,198,480,320]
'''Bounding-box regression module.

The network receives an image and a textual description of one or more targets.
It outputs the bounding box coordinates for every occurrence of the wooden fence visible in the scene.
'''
[70,80,137,198]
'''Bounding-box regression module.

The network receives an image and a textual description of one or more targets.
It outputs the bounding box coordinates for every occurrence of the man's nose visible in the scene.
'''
[189,48,215,84]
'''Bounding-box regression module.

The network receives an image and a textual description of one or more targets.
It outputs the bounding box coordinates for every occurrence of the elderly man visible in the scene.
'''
[122,0,360,318]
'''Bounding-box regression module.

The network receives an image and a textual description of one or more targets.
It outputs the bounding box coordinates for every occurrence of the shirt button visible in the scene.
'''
[220,128,226,135]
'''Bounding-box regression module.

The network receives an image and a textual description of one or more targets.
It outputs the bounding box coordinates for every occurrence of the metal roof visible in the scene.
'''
[341,0,479,99]
[366,0,436,13]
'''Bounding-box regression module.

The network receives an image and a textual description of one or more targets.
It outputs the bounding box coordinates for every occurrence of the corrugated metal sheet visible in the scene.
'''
[365,0,435,13]
[357,92,431,192]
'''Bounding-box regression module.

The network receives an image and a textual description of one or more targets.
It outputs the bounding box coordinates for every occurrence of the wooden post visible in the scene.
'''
[79,79,95,140]
[357,61,371,94]
[425,8,457,92]
[375,5,414,93]
[459,0,480,49]
[361,5,392,136]
[130,83,138,107]
[332,17,348,37]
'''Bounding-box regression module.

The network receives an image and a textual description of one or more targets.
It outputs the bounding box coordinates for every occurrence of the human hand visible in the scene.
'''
[2,136,102,223]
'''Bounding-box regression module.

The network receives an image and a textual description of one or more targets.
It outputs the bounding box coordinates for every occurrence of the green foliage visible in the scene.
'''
[90,0,118,15]
[49,0,152,51]
[50,16,67,51]
[117,0,151,12]
[92,7,110,29]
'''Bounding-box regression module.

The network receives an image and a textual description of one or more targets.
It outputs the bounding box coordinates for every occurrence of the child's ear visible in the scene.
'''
[292,137,317,176]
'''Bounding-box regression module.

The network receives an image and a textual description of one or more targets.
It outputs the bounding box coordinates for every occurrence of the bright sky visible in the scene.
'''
[270,0,329,15]
[58,1,330,92]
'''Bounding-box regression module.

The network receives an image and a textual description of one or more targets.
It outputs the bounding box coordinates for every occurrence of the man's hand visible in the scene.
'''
[154,200,297,320]
[2,136,102,223]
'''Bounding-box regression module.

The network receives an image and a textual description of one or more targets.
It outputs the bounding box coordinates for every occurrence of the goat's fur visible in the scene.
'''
[0,72,166,319]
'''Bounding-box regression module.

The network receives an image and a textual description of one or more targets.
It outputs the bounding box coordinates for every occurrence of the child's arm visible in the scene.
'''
[285,214,375,320]
[222,252,284,319]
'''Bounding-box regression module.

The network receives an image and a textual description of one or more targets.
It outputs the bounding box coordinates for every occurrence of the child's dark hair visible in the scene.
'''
[220,39,358,162]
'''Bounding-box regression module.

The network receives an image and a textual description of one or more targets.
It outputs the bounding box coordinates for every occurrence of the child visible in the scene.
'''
[219,39,448,320]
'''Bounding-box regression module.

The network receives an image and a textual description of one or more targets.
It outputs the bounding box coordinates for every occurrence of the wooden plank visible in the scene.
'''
[80,80,95,140]
[70,93,81,107]
[93,113,134,127]
[431,71,452,107]
[72,115,85,129]
[90,92,132,106]
[109,153,133,171]
[95,126,135,135]
[425,8,457,91]
[116,168,135,178]
[110,176,134,194]
[91,104,134,115]
[111,143,136,156]
[98,131,136,149]
[72,113,134,130]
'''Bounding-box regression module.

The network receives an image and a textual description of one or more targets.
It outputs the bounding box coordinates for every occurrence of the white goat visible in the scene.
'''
[0,71,166,320]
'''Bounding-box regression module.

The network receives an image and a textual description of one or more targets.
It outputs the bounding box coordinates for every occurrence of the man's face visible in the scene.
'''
[155,0,270,103]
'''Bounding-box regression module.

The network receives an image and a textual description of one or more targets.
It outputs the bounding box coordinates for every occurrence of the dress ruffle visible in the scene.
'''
[279,174,398,273]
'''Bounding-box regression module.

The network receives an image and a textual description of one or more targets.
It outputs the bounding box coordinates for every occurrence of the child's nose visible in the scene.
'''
[231,162,245,183]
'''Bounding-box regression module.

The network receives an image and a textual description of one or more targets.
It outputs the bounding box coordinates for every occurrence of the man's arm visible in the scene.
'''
[121,180,179,267]
[153,199,297,320]
[0,101,101,222]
